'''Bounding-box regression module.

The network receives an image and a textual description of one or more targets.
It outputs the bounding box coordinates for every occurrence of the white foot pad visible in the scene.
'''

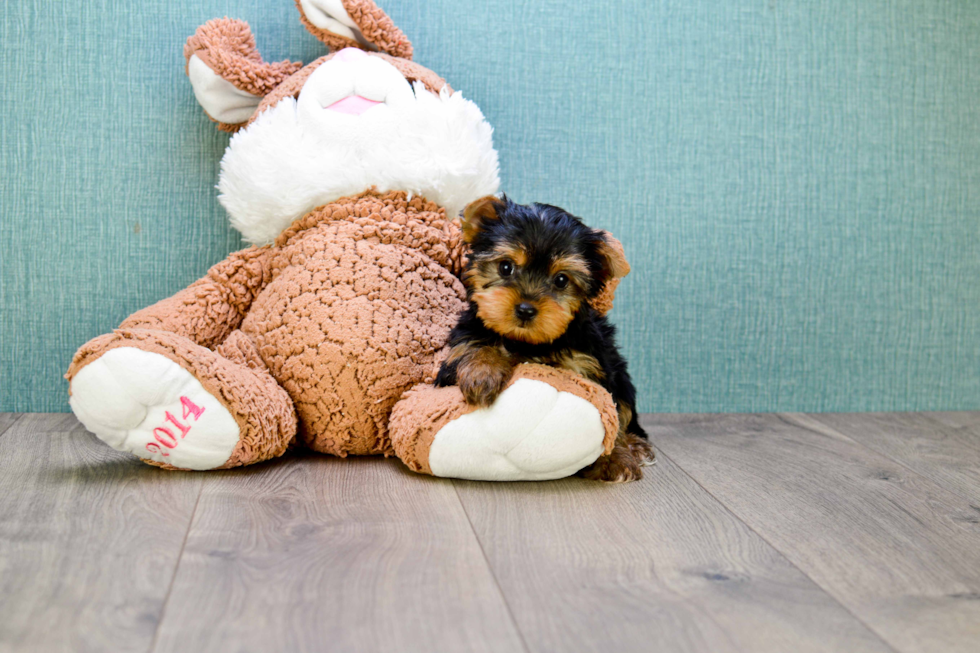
[428,379,606,481]
[69,348,240,470]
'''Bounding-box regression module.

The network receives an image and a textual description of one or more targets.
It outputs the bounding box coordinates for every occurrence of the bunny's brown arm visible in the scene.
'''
[119,247,275,349]
[185,18,304,132]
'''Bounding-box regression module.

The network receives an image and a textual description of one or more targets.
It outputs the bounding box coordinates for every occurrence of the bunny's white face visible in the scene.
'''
[215,48,500,245]
[297,48,416,120]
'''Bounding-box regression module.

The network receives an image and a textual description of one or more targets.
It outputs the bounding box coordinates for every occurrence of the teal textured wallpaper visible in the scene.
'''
[2,0,979,413]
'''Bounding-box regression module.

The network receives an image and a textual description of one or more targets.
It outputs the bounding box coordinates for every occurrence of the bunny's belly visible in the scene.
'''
[241,239,466,456]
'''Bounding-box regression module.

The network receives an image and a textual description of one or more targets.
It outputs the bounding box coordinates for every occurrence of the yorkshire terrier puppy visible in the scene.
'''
[435,196,655,482]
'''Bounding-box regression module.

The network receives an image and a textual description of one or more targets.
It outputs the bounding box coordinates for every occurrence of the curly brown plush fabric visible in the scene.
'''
[295,0,414,60]
[389,363,620,475]
[183,18,304,132]
[118,246,275,348]
[184,18,304,99]
[244,191,467,456]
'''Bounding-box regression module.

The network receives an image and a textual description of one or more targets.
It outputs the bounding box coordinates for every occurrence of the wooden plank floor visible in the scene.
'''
[0,413,978,653]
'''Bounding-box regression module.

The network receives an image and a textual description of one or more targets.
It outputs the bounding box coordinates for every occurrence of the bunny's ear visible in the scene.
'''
[296,0,414,60]
[185,19,303,131]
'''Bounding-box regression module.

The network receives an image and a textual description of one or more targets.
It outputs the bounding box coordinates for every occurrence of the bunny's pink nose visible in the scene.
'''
[334,47,368,63]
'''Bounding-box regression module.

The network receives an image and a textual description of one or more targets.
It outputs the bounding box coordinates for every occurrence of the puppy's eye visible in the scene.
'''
[554,273,570,289]
[498,259,515,277]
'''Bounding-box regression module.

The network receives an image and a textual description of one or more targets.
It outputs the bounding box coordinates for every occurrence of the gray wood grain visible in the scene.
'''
[151,455,525,653]
[927,412,980,432]
[0,414,203,653]
[453,454,894,653]
[0,413,21,438]
[810,412,980,505]
[644,412,980,653]
[6,411,980,652]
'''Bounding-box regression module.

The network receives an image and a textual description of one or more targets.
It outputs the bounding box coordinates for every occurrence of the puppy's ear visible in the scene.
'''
[597,232,630,279]
[589,232,630,317]
[461,196,502,243]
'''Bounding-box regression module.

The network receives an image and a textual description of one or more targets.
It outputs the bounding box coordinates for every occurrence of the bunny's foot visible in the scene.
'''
[389,364,619,481]
[67,330,296,470]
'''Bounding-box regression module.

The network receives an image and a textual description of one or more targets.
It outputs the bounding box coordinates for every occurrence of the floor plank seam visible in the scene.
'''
[899,413,980,505]
[923,412,980,438]
[649,443,903,653]
[778,413,980,507]
[451,481,533,653]
[0,414,24,439]
[146,478,204,653]
[918,413,980,505]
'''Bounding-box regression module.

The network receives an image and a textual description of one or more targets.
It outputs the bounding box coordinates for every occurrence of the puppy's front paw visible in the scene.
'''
[579,445,644,483]
[458,364,510,407]
[626,433,656,467]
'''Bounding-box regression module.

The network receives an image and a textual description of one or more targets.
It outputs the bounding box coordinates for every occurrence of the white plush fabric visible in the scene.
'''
[69,348,240,470]
[218,54,500,245]
[300,0,364,43]
[427,379,606,481]
[187,55,262,125]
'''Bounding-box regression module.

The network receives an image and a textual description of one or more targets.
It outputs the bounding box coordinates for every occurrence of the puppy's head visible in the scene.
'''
[460,196,629,345]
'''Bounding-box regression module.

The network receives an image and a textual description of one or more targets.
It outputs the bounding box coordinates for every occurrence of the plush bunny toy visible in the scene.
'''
[66,0,629,480]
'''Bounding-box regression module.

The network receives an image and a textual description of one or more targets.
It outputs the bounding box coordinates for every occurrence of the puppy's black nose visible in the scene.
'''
[515,303,538,321]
